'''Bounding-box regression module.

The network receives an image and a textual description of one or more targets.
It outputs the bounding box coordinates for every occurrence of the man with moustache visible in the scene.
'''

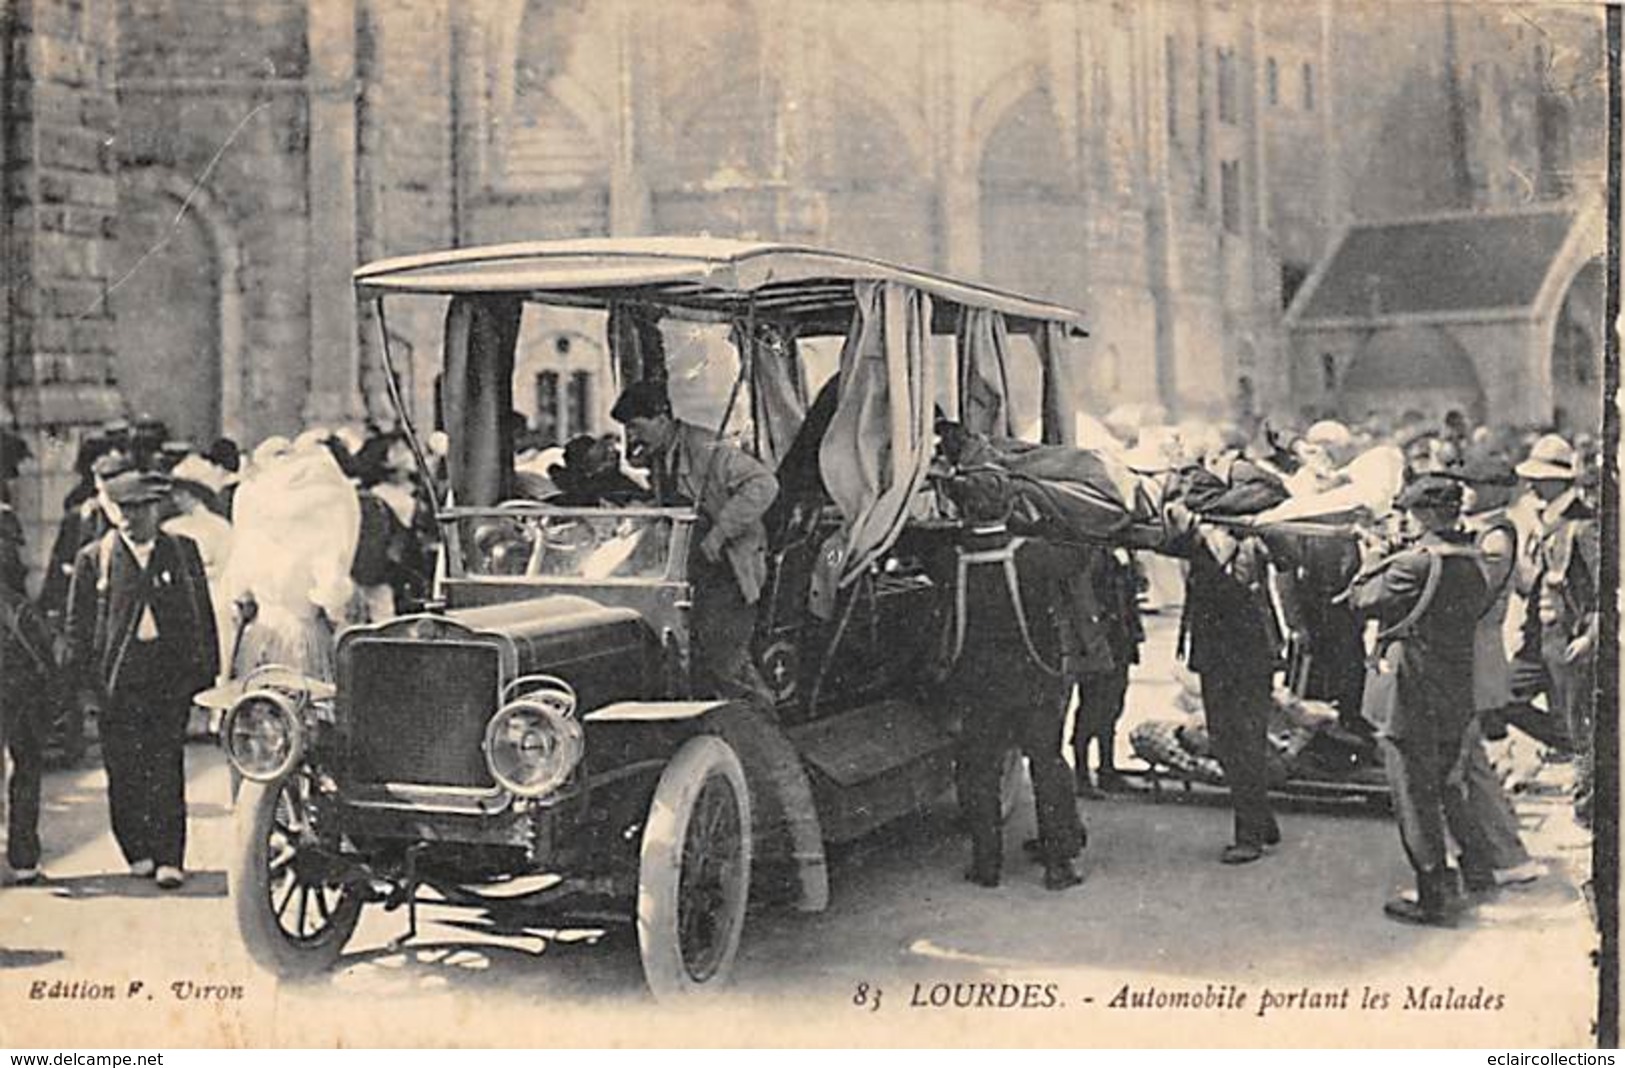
[66,471,218,889]
[611,380,778,706]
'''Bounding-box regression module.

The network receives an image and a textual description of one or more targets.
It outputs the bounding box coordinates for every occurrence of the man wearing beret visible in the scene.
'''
[66,471,218,889]
[1348,475,1493,925]
[611,380,778,706]
[1513,434,1599,830]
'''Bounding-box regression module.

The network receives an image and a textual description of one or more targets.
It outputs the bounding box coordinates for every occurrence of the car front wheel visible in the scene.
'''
[636,735,753,1000]
[231,773,363,979]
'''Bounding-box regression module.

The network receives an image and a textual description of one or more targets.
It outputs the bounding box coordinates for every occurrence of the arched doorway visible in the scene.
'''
[978,84,1085,305]
[1550,258,1603,434]
[1338,324,1486,424]
[111,176,235,444]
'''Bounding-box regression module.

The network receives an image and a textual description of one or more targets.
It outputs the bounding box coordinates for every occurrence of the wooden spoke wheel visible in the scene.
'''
[636,736,753,1000]
[231,773,363,978]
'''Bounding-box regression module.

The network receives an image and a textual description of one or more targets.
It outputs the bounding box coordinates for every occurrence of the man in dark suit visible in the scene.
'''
[66,470,218,889]
[1170,457,1293,864]
[1349,476,1493,926]
[2,426,58,885]
[2,548,57,884]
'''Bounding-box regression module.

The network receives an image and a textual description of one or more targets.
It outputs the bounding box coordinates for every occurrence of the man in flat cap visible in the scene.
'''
[1348,475,1493,925]
[611,380,778,705]
[1512,434,1598,830]
[1168,458,1293,864]
[66,470,218,889]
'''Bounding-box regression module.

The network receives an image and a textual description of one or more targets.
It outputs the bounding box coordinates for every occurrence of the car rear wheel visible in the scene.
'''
[231,773,363,978]
[636,735,753,1000]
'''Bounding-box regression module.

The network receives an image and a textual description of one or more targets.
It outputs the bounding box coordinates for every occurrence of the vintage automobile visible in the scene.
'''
[219,238,1088,998]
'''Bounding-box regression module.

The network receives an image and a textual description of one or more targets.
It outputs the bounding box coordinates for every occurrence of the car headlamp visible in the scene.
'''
[222,689,304,782]
[483,679,583,798]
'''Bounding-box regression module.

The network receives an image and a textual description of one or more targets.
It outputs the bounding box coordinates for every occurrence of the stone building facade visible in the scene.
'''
[0,0,1608,568]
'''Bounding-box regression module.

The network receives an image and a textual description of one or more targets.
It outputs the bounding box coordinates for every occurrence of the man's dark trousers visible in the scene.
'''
[1073,665,1131,775]
[101,640,189,869]
[5,692,46,871]
[959,677,1082,875]
[1200,657,1279,849]
[1380,716,1496,881]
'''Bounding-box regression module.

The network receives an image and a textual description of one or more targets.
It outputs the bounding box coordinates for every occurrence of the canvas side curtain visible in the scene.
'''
[443,295,521,506]
[811,282,935,616]
[744,322,808,468]
[609,303,667,385]
[1037,321,1077,447]
[956,307,1014,437]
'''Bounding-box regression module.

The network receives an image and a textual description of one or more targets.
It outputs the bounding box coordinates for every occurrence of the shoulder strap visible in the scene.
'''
[1475,520,1516,618]
[1374,548,1442,642]
[946,537,1061,677]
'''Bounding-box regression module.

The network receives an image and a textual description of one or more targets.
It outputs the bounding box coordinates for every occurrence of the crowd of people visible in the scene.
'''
[0,416,436,888]
[1064,407,1600,924]
[0,395,1603,931]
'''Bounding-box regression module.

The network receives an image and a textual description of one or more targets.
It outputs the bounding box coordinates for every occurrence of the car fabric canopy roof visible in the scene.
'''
[354,237,1088,335]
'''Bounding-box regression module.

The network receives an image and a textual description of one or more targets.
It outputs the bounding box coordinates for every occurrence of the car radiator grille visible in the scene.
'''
[341,639,500,789]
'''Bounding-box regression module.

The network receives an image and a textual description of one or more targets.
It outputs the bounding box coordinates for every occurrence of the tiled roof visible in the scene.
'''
[1295,209,1575,321]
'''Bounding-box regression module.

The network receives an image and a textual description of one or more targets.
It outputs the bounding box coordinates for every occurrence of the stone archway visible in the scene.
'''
[111,171,245,443]
[1338,324,1486,424]
[977,83,1085,305]
[1548,257,1603,434]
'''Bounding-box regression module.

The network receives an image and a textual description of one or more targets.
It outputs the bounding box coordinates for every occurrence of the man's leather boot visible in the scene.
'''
[1384,868,1465,927]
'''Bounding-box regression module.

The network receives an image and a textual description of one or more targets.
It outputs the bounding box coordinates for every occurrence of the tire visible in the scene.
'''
[637,735,753,1001]
[231,775,364,979]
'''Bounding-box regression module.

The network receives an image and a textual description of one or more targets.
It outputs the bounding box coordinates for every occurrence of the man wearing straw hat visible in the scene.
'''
[1513,434,1599,830]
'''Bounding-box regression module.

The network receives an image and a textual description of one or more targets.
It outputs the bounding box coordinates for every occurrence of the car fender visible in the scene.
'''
[583,699,829,914]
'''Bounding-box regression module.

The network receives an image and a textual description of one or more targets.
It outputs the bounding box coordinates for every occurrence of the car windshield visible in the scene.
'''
[453,508,678,582]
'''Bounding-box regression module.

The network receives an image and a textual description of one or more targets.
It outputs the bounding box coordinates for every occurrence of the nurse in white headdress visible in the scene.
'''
[222,439,361,682]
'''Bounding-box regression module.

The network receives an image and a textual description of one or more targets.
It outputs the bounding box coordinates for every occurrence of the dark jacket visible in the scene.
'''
[1348,529,1486,740]
[1520,489,1599,650]
[66,530,218,701]
[1,576,57,712]
[1065,545,1143,673]
[933,529,1079,704]
[1166,461,1293,677]
[1180,530,1283,675]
